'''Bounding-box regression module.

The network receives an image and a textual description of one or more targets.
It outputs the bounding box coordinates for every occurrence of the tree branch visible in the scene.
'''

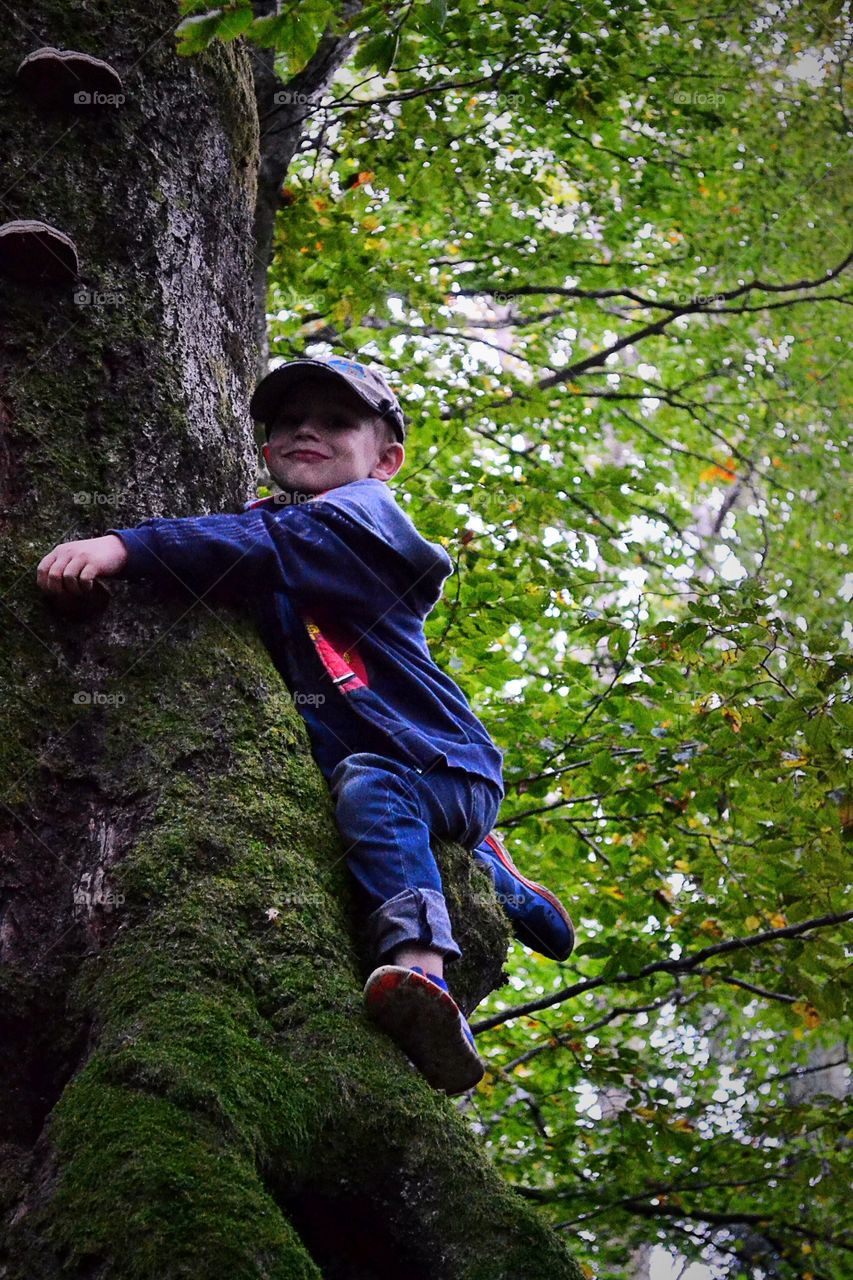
[471,910,853,1032]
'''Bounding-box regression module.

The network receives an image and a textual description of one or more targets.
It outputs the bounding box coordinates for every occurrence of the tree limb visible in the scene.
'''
[472,911,853,1031]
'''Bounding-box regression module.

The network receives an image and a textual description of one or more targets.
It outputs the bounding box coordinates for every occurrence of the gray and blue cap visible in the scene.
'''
[250,355,407,442]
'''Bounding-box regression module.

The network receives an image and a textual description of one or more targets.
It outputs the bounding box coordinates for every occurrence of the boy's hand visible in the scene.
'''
[37,534,128,596]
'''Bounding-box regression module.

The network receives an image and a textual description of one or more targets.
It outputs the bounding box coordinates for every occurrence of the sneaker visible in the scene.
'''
[363,964,484,1096]
[474,831,575,961]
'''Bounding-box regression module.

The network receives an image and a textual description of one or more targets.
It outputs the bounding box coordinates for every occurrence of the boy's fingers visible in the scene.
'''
[36,549,58,589]
[43,552,83,594]
[40,555,68,593]
[59,556,90,594]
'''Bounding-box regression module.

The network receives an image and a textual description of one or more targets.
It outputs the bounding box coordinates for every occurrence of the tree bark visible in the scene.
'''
[0,5,583,1277]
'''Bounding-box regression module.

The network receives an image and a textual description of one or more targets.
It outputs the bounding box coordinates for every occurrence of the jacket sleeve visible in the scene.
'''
[105,509,288,603]
[105,503,441,616]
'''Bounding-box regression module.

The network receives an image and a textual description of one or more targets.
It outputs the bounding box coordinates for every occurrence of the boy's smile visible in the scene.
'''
[262,376,403,496]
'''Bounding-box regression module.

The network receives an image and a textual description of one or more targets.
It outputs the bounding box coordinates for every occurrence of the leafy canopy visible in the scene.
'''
[180,2,852,1276]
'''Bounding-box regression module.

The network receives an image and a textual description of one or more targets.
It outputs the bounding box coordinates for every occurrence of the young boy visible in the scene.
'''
[36,354,574,1095]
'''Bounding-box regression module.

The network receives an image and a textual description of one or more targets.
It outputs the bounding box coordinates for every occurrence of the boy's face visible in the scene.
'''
[262,377,404,496]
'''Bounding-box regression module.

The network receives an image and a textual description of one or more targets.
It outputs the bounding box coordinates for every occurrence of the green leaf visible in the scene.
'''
[426,0,448,30]
[175,10,225,55]
[353,31,400,75]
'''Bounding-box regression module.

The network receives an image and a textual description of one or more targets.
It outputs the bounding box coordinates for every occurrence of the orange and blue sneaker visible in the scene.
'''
[473,831,575,962]
[363,964,484,1096]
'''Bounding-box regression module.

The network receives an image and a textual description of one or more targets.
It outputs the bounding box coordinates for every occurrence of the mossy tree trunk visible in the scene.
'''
[0,5,582,1277]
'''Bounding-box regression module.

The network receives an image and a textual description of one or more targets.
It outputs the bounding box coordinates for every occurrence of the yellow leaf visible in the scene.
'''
[769,912,787,929]
[603,886,626,900]
[721,707,742,732]
[782,756,808,768]
[674,859,691,872]
[332,298,352,325]
[361,215,381,232]
[699,918,723,937]
[793,1001,820,1029]
[744,915,761,929]
[581,1266,595,1280]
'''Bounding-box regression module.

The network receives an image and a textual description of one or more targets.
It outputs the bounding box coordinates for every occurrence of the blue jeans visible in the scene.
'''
[328,752,502,965]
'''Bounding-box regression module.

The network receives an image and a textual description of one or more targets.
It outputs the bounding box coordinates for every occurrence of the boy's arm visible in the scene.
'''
[37,502,425,615]
[37,510,287,602]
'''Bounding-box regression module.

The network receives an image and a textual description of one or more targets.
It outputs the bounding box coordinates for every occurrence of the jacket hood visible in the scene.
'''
[244,479,453,619]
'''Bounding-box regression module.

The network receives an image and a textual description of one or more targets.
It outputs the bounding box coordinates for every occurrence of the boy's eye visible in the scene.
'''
[272,414,352,432]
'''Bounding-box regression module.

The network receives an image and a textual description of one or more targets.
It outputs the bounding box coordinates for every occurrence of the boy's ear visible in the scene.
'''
[370,441,405,482]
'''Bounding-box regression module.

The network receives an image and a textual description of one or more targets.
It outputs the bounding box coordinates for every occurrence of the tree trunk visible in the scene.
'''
[0,6,582,1277]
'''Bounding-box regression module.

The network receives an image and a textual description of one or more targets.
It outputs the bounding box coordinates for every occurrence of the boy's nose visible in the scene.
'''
[292,421,326,441]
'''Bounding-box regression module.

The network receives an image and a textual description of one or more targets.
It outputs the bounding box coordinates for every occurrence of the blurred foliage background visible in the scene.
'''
[181,1,852,1275]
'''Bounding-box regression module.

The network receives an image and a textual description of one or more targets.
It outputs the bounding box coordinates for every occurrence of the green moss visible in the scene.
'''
[45,1081,321,1280]
[1,593,579,1272]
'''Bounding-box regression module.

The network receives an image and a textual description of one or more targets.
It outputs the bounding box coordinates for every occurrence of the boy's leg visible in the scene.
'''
[329,753,493,1093]
[328,752,461,970]
[472,830,575,961]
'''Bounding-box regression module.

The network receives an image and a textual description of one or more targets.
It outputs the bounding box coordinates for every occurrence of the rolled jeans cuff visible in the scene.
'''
[367,887,462,964]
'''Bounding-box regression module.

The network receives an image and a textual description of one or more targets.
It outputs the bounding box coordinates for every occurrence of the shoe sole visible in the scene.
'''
[364,966,484,1096]
[483,831,575,960]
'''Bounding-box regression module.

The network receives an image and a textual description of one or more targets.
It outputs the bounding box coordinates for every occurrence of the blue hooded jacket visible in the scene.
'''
[107,478,504,795]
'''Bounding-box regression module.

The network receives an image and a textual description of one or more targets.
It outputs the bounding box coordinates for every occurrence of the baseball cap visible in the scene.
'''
[250,355,407,442]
